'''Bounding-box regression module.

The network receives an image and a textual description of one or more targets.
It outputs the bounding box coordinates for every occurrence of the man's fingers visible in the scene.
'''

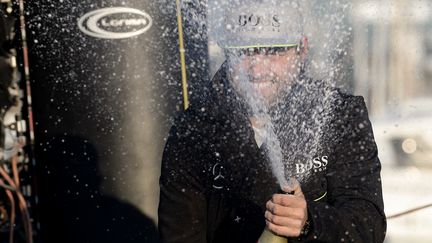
[266,201,305,219]
[270,193,306,208]
[266,201,290,217]
[264,210,303,228]
[266,220,302,237]
[282,177,303,196]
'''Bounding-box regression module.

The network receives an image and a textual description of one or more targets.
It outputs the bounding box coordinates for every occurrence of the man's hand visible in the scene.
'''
[264,178,308,237]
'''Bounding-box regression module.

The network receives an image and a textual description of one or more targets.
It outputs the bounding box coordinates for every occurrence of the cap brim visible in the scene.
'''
[224,43,299,49]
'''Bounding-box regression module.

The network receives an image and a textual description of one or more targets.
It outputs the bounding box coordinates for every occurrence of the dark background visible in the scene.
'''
[24,0,208,242]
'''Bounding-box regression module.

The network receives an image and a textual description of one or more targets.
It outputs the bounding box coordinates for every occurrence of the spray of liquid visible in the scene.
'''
[225,50,340,189]
[203,0,353,188]
[208,0,352,189]
[226,52,294,188]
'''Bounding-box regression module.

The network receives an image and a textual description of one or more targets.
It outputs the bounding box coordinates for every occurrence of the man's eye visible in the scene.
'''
[266,48,276,55]
[248,48,258,55]
[236,47,291,56]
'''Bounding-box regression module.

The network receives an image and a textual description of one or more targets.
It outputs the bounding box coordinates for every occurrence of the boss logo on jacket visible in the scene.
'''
[295,156,329,175]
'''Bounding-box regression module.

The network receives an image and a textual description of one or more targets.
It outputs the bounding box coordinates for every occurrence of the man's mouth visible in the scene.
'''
[251,81,273,89]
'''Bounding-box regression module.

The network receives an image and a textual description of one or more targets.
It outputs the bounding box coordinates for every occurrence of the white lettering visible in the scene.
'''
[296,163,306,174]
[101,18,147,27]
[295,155,329,174]
[78,7,152,39]
[321,156,329,167]
[313,157,322,169]
[305,161,313,171]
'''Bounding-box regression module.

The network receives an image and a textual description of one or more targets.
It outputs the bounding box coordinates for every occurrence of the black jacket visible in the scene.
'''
[158,65,386,243]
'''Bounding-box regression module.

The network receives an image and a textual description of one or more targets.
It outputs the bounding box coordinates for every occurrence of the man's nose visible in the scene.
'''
[250,56,271,77]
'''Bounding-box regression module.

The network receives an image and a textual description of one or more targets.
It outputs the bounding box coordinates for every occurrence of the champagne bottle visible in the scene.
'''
[257,227,288,243]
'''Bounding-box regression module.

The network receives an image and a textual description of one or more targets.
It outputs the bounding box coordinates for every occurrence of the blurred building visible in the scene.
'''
[352,0,432,116]
[352,1,432,242]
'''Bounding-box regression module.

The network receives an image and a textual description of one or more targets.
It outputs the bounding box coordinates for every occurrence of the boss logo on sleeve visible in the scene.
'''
[295,156,329,175]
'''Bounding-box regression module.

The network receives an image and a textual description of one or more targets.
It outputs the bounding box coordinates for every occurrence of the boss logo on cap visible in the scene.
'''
[78,7,152,39]
[227,12,282,33]
[238,14,280,28]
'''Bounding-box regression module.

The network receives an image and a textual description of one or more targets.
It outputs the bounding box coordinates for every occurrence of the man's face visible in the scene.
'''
[228,46,303,106]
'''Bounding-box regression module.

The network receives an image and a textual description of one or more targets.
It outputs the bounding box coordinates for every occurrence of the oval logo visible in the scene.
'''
[78,7,152,39]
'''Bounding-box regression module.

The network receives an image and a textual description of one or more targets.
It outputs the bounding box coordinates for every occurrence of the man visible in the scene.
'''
[158,0,386,242]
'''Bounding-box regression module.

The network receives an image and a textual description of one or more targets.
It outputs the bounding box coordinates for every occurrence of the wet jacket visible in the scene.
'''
[158,65,386,243]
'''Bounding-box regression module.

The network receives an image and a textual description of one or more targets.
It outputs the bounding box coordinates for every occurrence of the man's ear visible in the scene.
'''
[299,36,309,62]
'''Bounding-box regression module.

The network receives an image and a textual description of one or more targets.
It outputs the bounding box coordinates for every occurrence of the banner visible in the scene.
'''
[25,0,210,241]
